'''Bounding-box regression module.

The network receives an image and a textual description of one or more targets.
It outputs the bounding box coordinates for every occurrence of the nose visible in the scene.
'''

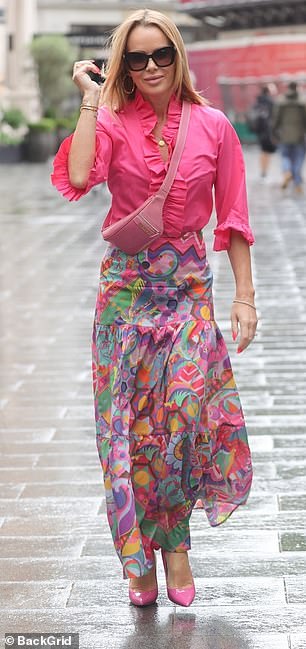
[145,56,158,71]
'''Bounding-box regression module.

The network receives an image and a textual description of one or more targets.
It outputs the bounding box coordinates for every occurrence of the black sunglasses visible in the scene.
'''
[124,46,176,71]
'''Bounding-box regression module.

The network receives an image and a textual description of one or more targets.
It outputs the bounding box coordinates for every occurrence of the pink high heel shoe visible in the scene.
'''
[129,559,158,607]
[161,549,195,607]
[128,585,158,607]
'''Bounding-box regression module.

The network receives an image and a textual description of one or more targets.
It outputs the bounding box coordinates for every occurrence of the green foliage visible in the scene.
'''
[2,108,26,129]
[0,132,22,145]
[30,35,77,117]
[55,113,78,131]
[27,117,57,133]
[44,107,57,119]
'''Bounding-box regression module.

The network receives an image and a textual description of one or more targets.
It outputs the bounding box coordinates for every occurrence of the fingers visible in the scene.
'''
[73,60,100,74]
[231,303,258,353]
[72,60,103,91]
[231,311,239,342]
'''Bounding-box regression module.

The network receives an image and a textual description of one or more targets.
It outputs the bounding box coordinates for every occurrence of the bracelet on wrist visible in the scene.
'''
[80,102,99,110]
[233,299,257,311]
[80,105,98,117]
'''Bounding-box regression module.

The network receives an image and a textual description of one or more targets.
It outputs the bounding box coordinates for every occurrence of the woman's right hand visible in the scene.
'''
[72,60,103,96]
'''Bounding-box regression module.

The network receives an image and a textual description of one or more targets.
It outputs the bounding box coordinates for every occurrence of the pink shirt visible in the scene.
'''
[51,92,254,251]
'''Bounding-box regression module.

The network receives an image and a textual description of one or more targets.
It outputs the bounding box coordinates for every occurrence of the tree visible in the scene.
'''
[30,35,77,117]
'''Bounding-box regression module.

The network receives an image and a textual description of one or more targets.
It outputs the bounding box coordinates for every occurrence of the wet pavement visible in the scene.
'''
[0,147,306,649]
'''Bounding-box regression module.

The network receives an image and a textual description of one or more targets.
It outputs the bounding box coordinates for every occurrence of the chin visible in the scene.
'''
[141,84,173,99]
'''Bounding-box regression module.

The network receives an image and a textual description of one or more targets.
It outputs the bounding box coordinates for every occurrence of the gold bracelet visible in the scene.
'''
[80,106,97,118]
[80,102,99,110]
[80,105,98,113]
[233,299,257,311]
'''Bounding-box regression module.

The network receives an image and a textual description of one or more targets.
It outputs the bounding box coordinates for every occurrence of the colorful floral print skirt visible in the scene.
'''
[92,232,252,579]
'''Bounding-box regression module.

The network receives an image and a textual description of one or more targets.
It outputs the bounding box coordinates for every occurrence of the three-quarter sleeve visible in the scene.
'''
[213,114,254,251]
[51,109,112,201]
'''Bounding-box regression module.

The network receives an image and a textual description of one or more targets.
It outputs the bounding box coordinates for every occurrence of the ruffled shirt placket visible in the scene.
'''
[134,91,188,237]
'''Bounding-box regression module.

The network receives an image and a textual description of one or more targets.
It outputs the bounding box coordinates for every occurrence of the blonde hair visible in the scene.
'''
[101,8,206,111]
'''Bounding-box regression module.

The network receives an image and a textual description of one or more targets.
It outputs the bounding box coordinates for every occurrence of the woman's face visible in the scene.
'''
[125,25,176,103]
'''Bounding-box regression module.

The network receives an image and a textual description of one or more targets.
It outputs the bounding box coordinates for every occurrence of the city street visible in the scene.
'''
[0,147,306,649]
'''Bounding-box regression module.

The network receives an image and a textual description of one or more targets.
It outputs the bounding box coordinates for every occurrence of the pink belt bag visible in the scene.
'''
[102,101,191,256]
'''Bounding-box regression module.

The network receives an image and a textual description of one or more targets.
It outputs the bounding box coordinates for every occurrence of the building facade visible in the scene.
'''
[180,0,306,32]
[0,0,200,119]
[0,0,40,119]
[1,0,305,121]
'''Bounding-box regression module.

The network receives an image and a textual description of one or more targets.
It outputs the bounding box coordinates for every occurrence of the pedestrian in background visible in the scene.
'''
[52,9,257,607]
[272,81,306,193]
[248,86,276,179]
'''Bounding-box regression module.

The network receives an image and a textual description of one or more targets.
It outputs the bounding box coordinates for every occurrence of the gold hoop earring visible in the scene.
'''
[123,74,135,95]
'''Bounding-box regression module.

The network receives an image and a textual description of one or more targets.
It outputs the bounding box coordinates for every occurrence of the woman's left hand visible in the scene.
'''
[231,301,258,353]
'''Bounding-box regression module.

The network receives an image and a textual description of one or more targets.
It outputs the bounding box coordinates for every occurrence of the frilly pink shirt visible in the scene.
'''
[51,91,254,251]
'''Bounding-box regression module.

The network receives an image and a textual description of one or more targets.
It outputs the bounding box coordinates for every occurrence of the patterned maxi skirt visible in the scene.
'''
[92,232,253,579]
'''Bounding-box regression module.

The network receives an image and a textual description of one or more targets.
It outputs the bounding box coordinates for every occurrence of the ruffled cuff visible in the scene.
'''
[213,217,255,251]
[51,133,103,201]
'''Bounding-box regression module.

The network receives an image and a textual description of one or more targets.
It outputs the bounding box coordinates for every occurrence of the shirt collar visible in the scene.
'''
[134,90,182,137]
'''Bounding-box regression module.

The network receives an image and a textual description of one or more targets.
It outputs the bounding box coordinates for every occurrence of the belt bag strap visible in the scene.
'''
[157,100,191,199]
[102,100,191,255]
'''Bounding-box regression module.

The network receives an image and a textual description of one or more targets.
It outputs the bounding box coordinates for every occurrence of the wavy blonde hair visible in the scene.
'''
[101,8,206,111]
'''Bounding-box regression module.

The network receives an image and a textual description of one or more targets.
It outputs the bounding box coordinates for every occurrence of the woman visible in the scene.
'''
[52,9,257,607]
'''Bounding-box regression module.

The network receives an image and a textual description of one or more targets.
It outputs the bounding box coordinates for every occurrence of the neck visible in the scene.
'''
[142,91,173,121]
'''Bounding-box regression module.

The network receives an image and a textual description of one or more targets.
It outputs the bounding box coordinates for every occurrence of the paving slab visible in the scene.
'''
[291,637,306,649]
[0,498,102,518]
[67,576,286,607]
[0,606,303,644]
[82,529,280,556]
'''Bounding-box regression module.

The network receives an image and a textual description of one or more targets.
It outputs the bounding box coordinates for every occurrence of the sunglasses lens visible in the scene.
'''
[125,52,148,71]
[153,47,175,66]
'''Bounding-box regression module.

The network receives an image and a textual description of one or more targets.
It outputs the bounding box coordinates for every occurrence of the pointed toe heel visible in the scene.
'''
[161,549,196,607]
[128,586,158,607]
[167,584,195,607]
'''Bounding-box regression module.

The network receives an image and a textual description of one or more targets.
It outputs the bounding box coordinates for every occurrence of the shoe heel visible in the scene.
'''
[161,549,168,576]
